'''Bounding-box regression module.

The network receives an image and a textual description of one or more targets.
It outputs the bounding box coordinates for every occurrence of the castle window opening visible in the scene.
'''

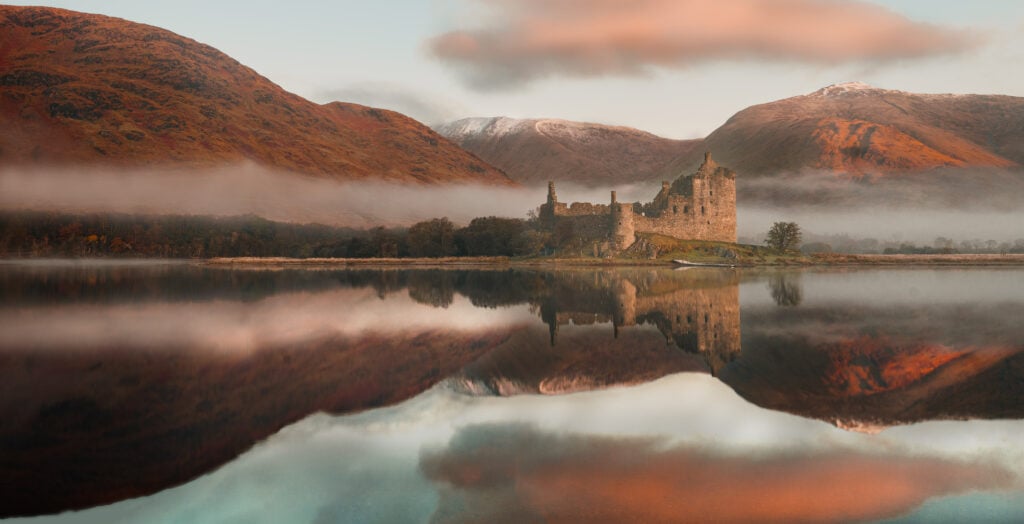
[673,205,678,214]
[701,206,706,215]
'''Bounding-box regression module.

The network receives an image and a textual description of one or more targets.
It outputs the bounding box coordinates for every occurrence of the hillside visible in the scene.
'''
[0,6,511,185]
[660,82,1024,178]
[435,117,700,186]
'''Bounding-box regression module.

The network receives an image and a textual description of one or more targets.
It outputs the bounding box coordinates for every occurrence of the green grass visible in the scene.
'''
[625,233,810,265]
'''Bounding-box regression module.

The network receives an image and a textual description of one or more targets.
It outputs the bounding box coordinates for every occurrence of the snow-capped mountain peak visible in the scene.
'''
[812,81,883,97]
[432,117,531,140]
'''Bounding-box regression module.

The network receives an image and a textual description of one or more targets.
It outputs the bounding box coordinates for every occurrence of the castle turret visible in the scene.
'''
[540,181,560,228]
[610,191,636,250]
[698,151,718,175]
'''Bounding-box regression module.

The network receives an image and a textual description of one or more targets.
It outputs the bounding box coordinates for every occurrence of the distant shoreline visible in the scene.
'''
[807,253,1024,266]
[4,254,1024,269]
[201,254,1024,268]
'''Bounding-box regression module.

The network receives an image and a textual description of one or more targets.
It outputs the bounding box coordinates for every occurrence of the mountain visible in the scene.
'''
[437,84,1024,189]
[719,336,1024,431]
[0,6,511,185]
[435,117,701,186]
[448,324,708,396]
[660,82,1024,178]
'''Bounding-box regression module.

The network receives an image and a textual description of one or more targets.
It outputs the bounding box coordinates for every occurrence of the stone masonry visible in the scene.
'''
[540,152,737,253]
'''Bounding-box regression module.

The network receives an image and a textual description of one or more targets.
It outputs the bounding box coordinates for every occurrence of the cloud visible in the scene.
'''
[313,83,466,126]
[428,0,980,90]
[421,423,1013,523]
[0,288,534,353]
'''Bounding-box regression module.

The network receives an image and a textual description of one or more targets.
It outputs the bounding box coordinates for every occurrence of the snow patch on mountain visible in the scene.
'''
[437,117,659,144]
[433,117,531,140]
[812,82,884,97]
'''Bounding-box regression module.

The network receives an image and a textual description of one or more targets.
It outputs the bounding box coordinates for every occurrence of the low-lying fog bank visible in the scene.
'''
[4,165,1023,251]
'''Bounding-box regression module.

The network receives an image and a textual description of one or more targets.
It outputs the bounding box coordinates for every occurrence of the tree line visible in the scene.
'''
[0,211,550,258]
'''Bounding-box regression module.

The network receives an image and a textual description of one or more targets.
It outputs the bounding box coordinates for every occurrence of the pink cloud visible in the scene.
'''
[421,424,1014,523]
[429,0,980,89]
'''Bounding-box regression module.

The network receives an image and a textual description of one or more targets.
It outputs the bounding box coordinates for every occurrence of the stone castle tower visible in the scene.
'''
[540,152,737,253]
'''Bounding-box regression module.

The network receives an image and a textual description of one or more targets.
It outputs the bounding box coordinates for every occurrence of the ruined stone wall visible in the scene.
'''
[540,153,737,250]
[562,202,611,216]
[541,194,616,255]
[633,172,737,243]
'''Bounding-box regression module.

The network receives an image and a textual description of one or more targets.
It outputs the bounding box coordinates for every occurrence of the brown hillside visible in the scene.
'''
[435,117,700,186]
[0,6,512,185]
[661,82,1023,178]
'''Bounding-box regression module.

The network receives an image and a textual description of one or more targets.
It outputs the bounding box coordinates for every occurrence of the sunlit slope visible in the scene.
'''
[661,82,1024,178]
[0,6,512,185]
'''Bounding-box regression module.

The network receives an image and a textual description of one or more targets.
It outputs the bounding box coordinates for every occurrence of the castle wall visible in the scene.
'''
[541,152,737,250]
[564,214,613,244]
[563,202,610,216]
[633,193,736,243]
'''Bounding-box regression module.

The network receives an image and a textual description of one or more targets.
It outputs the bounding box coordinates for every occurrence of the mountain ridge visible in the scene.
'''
[435,116,701,186]
[438,83,1024,188]
[661,82,1024,179]
[0,5,513,185]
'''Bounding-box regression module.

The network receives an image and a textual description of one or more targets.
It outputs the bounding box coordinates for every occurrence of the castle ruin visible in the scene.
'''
[540,152,736,253]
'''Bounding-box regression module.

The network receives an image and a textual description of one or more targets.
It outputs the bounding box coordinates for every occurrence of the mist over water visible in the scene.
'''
[738,206,1024,244]
[737,168,1024,244]
[3,165,1022,245]
[0,165,647,228]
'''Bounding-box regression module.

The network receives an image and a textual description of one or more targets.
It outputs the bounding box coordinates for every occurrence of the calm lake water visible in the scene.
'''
[2,262,1023,523]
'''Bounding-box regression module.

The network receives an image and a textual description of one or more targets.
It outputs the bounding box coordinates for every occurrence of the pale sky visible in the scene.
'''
[9,0,1024,138]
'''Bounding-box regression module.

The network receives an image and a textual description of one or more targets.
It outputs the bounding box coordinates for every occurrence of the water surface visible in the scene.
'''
[2,262,1022,522]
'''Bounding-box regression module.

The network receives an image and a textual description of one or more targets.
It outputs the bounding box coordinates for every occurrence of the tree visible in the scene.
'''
[407,218,455,257]
[455,216,535,256]
[765,222,802,252]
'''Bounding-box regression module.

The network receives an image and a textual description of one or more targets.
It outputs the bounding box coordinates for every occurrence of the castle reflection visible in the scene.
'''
[537,269,741,375]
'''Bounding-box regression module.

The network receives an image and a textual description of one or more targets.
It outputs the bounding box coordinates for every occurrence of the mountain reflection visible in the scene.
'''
[3,263,1024,518]
[444,267,1024,432]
